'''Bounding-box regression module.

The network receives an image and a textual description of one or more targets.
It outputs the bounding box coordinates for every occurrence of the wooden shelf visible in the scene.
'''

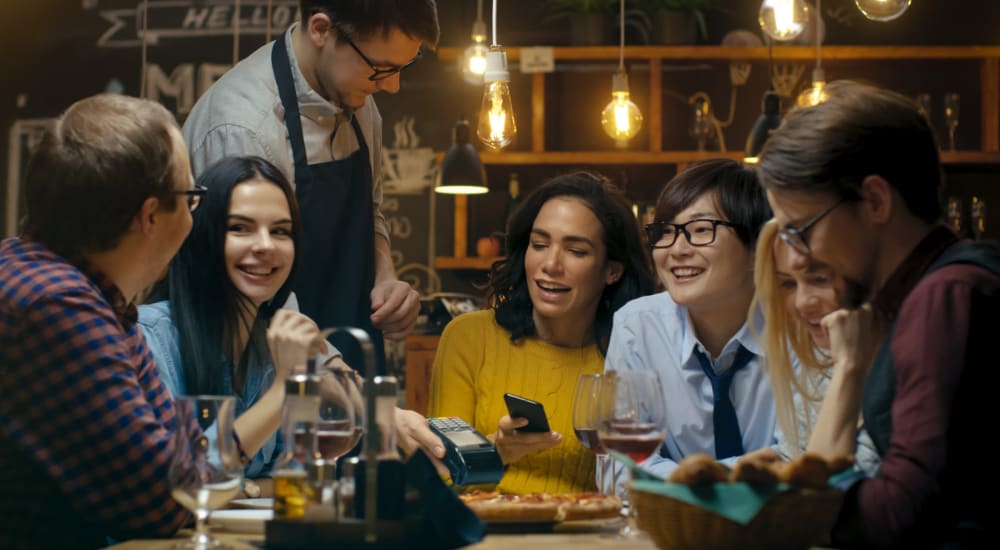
[436,150,1000,165]
[436,45,1000,62]
[434,256,500,270]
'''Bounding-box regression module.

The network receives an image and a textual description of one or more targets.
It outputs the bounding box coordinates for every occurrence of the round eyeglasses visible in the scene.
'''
[644,219,736,249]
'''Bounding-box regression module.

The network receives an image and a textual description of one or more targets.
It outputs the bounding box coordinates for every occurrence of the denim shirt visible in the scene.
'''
[137,301,280,478]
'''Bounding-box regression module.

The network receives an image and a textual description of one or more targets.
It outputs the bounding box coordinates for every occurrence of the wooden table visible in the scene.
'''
[105,519,657,549]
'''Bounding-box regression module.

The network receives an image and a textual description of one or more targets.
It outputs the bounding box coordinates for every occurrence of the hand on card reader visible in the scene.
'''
[428,417,505,486]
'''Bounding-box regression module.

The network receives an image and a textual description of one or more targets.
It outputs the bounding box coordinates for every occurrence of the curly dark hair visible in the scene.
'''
[487,171,655,355]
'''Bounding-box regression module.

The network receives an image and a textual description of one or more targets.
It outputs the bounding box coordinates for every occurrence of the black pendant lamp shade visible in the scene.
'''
[437,119,488,194]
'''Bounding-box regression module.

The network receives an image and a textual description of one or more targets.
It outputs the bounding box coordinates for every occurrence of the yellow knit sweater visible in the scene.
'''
[428,310,602,495]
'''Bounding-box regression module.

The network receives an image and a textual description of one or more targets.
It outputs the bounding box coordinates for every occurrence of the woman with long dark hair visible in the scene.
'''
[139,156,322,482]
[428,171,655,494]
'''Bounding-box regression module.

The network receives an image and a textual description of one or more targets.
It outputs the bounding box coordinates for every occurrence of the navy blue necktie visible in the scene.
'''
[694,345,755,460]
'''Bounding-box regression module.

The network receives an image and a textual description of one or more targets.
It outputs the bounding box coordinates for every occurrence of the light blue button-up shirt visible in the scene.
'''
[602,292,776,489]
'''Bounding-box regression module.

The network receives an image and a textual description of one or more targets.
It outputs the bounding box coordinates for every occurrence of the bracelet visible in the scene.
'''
[232,430,251,467]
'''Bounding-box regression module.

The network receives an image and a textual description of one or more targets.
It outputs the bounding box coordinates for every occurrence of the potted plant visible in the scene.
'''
[640,0,713,45]
[543,0,618,45]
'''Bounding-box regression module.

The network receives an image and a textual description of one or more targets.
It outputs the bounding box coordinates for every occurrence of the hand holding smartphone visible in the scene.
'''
[503,393,551,433]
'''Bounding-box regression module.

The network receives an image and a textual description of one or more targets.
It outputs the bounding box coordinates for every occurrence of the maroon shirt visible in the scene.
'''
[840,227,999,547]
[0,237,192,548]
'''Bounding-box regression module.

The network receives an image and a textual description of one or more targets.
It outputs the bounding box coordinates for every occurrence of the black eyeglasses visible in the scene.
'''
[778,197,848,256]
[337,28,421,82]
[175,184,207,212]
[644,219,737,249]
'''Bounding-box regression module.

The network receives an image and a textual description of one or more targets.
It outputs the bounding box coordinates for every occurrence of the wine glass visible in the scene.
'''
[946,196,964,235]
[597,369,668,538]
[169,395,243,549]
[915,93,932,122]
[971,196,987,240]
[313,367,364,510]
[572,374,609,495]
[945,92,960,151]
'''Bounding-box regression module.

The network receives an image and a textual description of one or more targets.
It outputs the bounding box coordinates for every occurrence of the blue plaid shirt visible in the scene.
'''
[0,237,192,548]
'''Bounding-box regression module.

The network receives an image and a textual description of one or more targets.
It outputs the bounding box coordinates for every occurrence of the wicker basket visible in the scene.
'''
[630,484,843,550]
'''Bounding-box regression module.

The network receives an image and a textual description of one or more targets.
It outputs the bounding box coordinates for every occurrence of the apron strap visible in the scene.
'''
[271,33,312,186]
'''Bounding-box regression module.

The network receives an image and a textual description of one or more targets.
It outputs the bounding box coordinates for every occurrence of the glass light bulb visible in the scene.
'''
[759,0,808,41]
[459,42,488,85]
[477,80,516,150]
[601,91,643,144]
[855,0,911,22]
[796,80,828,107]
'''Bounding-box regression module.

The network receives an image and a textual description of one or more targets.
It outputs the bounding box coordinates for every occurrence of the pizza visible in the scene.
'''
[459,490,621,522]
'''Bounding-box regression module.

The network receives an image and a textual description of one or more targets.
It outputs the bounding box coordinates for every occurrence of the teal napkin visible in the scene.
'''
[610,450,796,525]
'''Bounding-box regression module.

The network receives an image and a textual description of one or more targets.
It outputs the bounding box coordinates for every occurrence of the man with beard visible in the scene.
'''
[184,1,437,370]
[757,80,999,549]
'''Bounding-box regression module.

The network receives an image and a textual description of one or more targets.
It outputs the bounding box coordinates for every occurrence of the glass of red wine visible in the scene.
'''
[597,369,667,538]
[572,374,609,494]
[309,367,364,511]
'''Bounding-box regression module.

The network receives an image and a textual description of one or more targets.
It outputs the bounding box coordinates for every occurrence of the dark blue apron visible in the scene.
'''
[271,34,385,373]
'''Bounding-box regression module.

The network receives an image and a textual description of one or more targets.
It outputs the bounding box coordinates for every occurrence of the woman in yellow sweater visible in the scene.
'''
[428,171,655,494]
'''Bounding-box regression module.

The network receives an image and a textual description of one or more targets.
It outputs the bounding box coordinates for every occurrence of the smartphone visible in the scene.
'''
[503,393,551,433]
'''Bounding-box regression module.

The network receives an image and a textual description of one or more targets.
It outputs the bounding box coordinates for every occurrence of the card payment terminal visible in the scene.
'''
[428,417,505,486]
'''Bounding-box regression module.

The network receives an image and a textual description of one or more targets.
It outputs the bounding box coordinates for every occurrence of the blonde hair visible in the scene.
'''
[751,220,830,455]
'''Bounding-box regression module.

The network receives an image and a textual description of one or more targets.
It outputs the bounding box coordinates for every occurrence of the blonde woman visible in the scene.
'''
[753,220,879,475]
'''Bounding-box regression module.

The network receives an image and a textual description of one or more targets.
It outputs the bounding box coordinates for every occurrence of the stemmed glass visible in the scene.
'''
[572,374,609,494]
[945,92,960,151]
[313,367,365,511]
[946,196,964,235]
[169,395,243,549]
[971,196,987,240]
[597,369,668,538]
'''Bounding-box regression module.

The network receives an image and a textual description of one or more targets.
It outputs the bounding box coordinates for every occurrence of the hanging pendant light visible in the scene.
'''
[796,0,827,107]
[477,0,516,150]
[438,118,488,195]
[759,0,808,42]
[855,0,911,22]
[600,0,642,147]
[459,0,489,85]
[745,39,782,164]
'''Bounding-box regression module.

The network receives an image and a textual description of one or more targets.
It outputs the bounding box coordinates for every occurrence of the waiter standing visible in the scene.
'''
[184,1,438,371]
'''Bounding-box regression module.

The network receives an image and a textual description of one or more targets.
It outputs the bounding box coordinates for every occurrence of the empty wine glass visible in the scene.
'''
[946,196,964,235]
[169,395,243,549]
[971,196,987,240]
[945,93,960,151]
[572,374,609,494]
[915,93,932,122]
[597,369,667,538]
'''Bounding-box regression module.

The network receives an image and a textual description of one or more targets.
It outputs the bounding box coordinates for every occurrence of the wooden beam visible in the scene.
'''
[453,194,467,258]
[648,58,662,153]
[532,73,545,152]
[981,58,1000,152]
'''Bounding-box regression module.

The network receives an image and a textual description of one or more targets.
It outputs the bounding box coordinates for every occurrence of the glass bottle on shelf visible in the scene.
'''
[272,373,321,520]
[345,376,406,521]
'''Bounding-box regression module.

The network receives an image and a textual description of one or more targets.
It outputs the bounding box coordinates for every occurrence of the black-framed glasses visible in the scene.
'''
[778,197,848,256]
[175,184,207,212]
[644,219,737,249]
[337,28,421,82]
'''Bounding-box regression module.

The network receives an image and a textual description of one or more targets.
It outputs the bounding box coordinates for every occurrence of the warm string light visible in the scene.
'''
[601,0,642,146]
[477,0,516,150]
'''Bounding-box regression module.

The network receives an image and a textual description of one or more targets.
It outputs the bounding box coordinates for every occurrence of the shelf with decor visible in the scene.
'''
[431,45,1000,270]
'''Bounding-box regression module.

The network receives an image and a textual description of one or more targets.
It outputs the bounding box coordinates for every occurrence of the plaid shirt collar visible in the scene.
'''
[71,253,139,328]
